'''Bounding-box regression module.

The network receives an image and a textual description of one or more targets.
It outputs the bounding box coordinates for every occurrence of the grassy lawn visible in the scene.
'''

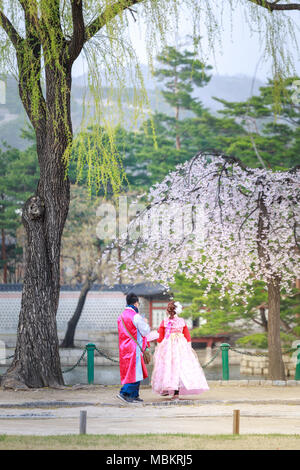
[0,433,300,450]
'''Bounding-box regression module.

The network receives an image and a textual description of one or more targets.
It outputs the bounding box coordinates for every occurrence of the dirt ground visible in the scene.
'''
[0,382,300,443]
[1,381,300,405]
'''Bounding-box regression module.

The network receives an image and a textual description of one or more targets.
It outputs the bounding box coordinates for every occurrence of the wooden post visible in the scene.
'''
[79,410,87,434]
[233,410,240,435]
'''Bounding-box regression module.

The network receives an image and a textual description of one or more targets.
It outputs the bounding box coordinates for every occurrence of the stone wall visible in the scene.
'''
[0,288,150,351]
[240,351,297,378]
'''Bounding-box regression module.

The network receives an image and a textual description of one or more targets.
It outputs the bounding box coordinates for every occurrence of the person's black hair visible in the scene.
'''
[126,292,139,305]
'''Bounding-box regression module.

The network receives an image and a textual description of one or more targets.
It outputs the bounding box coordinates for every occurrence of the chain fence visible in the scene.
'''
[62,348,87,374]
[4,354,15,360]
[228,345,298,358]
[1,343,299,376]
[201,346,221,369]
[195,343,299,370]
[94,346,119,364]
[62,345,120,373]
[1,345,119,375]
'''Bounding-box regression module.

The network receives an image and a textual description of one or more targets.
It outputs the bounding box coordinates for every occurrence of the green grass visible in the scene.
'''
[0,433,299,450]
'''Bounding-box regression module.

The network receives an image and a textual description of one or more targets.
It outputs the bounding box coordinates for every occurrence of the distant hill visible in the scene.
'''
[194,73,265,112]
[0,69,265,150]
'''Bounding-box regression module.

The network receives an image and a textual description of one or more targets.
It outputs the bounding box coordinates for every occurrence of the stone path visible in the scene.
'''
[0,382,300,436]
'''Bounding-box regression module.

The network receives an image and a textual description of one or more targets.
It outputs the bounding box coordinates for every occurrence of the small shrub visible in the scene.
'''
[236,332,298,349]
[236,333,268,349]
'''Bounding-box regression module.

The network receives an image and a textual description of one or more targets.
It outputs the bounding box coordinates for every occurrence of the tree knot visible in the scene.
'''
[26,196,45,220]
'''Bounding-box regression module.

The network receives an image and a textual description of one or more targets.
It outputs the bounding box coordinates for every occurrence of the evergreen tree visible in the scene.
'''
[213,77,300,169]
[0,134,39,282]
[172,273,300,348]
[171,273,241,335]
[154,44,212,150]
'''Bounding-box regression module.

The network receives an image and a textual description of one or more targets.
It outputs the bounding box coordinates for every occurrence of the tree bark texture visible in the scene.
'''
[267,277,286,381]
[257,190,285,380]
[259,307,268,332]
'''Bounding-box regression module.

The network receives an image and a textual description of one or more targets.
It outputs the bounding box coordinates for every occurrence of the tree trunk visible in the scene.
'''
[175,104,181,150]
[174,73,181,150]
[259,307,268,332]
[61,276,96,348]
[118,244,122,284]
[1,228,7,283]
[257,192,285,381]
[267,277,286,381]
[1,66,72,389]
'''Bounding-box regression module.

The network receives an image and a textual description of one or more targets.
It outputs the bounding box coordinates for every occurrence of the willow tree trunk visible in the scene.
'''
[1,65,72,389]
[267,277,286,381]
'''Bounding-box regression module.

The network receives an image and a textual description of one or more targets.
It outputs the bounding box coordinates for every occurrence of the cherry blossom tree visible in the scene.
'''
[109,153,300,380]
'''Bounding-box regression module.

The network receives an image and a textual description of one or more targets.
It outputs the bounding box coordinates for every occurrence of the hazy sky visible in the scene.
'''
[72,3,300,83]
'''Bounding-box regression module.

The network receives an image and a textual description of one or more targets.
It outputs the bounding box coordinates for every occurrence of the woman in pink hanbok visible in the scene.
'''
[151,300,209,399]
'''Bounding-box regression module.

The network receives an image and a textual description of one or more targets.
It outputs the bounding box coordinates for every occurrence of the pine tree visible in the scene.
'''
[154,44,212,150]
[0,136,39,282]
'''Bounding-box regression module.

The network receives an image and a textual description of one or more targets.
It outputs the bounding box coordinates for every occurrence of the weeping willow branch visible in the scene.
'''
[0,0,299,194]
[14,3,47,128]
[0,5,46,128]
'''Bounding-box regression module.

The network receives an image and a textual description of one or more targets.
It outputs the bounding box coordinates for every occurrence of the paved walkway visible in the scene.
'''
[0,382,300,436]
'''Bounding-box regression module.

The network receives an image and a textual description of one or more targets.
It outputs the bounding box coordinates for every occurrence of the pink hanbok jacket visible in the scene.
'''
[117,307,149,385]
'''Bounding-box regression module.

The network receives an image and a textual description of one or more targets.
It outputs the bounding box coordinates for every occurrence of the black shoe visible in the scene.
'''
[116,393,134,404]
[132,397,143,403]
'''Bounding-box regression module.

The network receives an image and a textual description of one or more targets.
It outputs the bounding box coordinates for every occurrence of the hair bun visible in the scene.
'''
[166,301,176,319]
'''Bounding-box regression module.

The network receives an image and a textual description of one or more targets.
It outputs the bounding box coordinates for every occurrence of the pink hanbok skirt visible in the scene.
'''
[151,333,209,395]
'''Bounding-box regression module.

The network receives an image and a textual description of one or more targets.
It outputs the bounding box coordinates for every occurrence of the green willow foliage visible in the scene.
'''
[0,0,298,194]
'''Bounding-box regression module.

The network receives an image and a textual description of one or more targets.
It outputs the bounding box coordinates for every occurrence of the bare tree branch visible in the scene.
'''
[247,0,300,11]
[84,0,143,41]
[68,0,85,63]
[0,9,23,48]
[18,0,43,41]
[39,0,65,46]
